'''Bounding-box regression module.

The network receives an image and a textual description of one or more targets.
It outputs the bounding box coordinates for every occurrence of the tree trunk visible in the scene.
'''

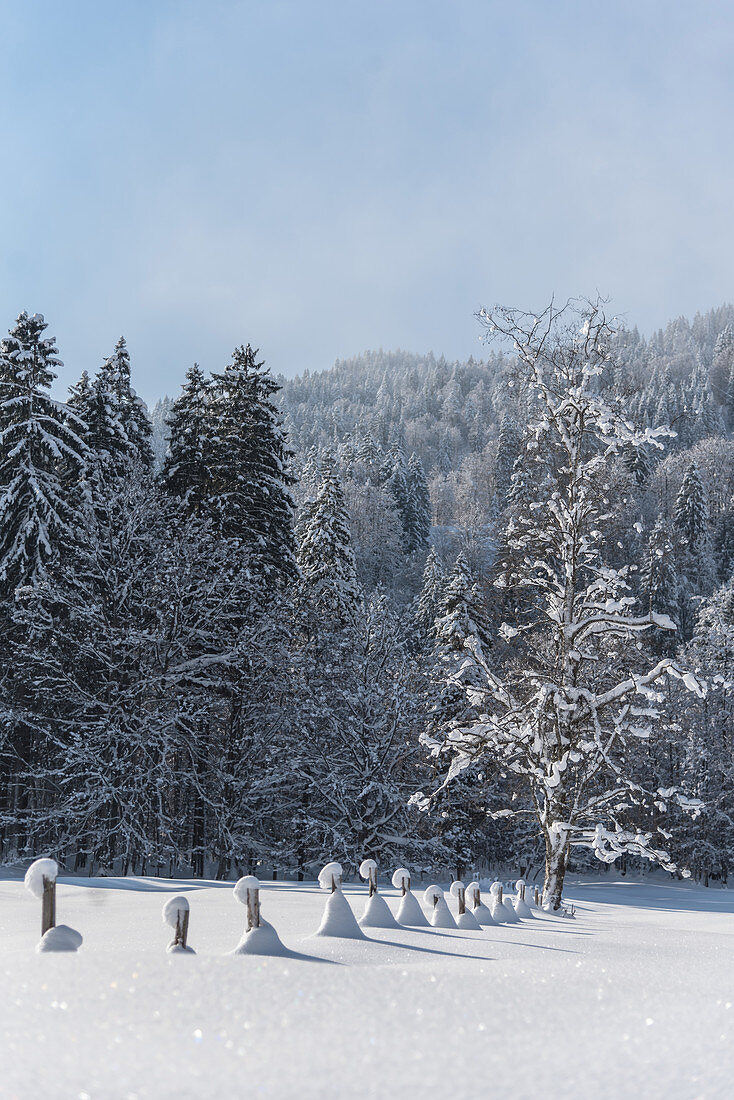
[542,832,569,910]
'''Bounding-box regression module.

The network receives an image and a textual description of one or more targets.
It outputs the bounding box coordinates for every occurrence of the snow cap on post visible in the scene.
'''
[449,880,465,899]
[466,880,481,902]
[423,884,443,905]
[359,858,377,881]
[233,876,260,906]
[515,879,526,893]
[24,858,58,899]
[318,862,343,891]
[162,895,190,928]
[489,880,503,896]
[392,868,411,890]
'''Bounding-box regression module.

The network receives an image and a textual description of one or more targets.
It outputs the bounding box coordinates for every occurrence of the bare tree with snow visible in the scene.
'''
[419,299,705,908]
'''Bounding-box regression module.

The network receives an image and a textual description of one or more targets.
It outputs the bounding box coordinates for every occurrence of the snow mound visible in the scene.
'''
[313,886,366,939]
[37,924,82,953]
[392,867,411,890]
[162,895,190,928]
[423,886,457,929]
[430,897,457,929]
[457,909,482,930]
[472,900,496,926]
[489,893,508,924]
[489,881,503,896]
[514,895,534,918]
[167,942,196,955]
[318,862,343,891]
[396,889,430,927]
[231,920,289,957]
[359,890,399,929]
[502,897,520,923]
[449,880,465,899]
[233,876,260,905]
[24,858,58,898]
[359,859,377,880]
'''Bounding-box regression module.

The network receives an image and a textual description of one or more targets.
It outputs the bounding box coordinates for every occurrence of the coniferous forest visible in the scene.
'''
[1,300,733,890]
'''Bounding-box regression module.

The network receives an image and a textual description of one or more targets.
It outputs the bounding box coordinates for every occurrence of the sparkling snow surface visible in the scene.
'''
[2,875,734,1099]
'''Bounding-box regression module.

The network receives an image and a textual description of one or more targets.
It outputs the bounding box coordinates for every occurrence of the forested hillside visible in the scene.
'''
[1,301,732,892]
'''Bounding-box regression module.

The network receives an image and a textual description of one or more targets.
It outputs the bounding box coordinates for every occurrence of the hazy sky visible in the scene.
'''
[1,0,733,404]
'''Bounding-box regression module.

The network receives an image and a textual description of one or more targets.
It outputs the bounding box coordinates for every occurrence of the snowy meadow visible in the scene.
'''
[2,871,733,1100]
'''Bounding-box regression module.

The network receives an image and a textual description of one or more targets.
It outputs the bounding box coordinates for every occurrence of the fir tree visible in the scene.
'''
[0,312,86,595]
[494,415,522,507]
[161,363,212,511]
[69,367,126,462]
[100,337,154,467]
[385,453,411,543]
[405,452,431,553]
[415,546,444,641]
[639,518,679,638]
[296,464,359,623]
[209,345,296,584]
[674,462,709,550]
[434,551,490,652]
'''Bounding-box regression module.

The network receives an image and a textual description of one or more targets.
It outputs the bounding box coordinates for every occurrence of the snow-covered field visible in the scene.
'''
[1,873,733,1099]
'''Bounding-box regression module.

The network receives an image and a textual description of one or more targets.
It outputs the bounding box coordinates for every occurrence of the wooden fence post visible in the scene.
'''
[246,884,261,930]
[41,875,56,936]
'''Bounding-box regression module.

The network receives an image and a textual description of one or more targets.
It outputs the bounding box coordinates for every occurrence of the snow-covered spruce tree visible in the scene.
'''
[68,366,127,464]
[296,462,359,624]
[414,546,445,643]
[100,337,154,468]
[418,299,704,909]
[639,518,680,643]
[0,312,86,596]
[433,551,491,652]
[674,461,709,552]
[405,452,431,553]
[161,363,212,511]
[493,414,522,509]
[209,345,296,585]
[385,452,411,544]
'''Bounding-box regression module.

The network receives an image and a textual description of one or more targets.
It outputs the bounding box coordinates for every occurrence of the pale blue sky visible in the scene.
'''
[1,0,733,403]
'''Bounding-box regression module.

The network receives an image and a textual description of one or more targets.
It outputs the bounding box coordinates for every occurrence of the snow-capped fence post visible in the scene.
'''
[358,859,399,928]
[231,876,288,955]
[25,858,83,953]
[534,886,541,909]
[423,884,458,928]
[25,858,58,935]
[162,896,195,954]
[314,862,366,939]
[450,880,482,929]
[392,868,429,927]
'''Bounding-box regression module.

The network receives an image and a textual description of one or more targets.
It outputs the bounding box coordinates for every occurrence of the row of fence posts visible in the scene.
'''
[23,856,550,954]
